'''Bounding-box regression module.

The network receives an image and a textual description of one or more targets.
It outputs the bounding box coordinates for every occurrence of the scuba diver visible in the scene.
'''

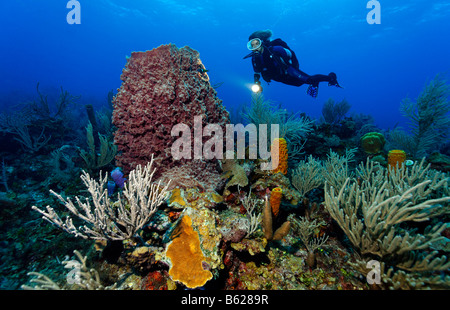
[243,30,342,98]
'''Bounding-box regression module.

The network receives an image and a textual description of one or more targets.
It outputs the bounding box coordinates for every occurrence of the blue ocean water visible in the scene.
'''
[1,0,449,129]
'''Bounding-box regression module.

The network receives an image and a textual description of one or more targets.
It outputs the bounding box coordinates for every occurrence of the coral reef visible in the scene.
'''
[324,158,450,289]
[4,53,449,293]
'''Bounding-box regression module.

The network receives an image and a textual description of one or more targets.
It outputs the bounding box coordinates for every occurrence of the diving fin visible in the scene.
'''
[327,72,343,88]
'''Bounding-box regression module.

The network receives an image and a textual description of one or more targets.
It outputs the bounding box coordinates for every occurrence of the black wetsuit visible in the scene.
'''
[250,40,338,97]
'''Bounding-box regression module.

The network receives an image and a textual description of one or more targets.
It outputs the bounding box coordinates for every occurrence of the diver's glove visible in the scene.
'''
[307,84,319,98]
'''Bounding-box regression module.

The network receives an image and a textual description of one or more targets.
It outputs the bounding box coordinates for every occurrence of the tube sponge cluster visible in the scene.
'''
[388,149,406,170]
[269,187,283,218]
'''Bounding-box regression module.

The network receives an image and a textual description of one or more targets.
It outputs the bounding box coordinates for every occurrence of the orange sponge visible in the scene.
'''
[269,187,283,218]
[166,215,212,288]
[388,150,406,170]
[271,138,288,174]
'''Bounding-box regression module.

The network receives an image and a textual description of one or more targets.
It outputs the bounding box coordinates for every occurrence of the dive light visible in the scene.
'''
[251,82,262,93]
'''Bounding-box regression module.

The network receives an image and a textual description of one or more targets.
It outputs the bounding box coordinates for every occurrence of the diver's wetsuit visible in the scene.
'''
[251,41,338,97]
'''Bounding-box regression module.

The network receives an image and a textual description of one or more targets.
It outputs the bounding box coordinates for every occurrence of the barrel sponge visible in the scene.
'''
[271,138,288,174]
[166,215,213,288]
[269,187,283,218]
[360,132,386,154]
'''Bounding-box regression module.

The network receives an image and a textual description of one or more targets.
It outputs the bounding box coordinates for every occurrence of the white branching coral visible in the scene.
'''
[32,155,171,241]
[240,189,263,238]
[22,250,115,290]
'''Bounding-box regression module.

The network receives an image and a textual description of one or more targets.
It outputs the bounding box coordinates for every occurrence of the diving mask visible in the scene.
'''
[247,38,262,51]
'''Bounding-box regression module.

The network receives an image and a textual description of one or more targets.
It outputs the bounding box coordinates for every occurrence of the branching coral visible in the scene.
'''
[240,189,263,238]
[79,122,117,171]
[322,148,357,190]
[324,157,450,289]
[321,98,351,124]
[291,155,324,197]
[22,250,116,290]
[242,93,313,163]
[391,74,450,159]
[32,155,171,241]
[290,215,329,268]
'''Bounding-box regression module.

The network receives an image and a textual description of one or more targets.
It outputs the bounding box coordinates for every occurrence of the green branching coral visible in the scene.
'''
[321,97,351,124]
[324,157,450,289]
[242,93,314,164]
[390,74,450,159]
[79,122,117,171]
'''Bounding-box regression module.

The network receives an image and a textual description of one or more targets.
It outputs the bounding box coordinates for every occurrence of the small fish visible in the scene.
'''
[405,159,414,166]
[111,167,126,188]
[197,68,209,74]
